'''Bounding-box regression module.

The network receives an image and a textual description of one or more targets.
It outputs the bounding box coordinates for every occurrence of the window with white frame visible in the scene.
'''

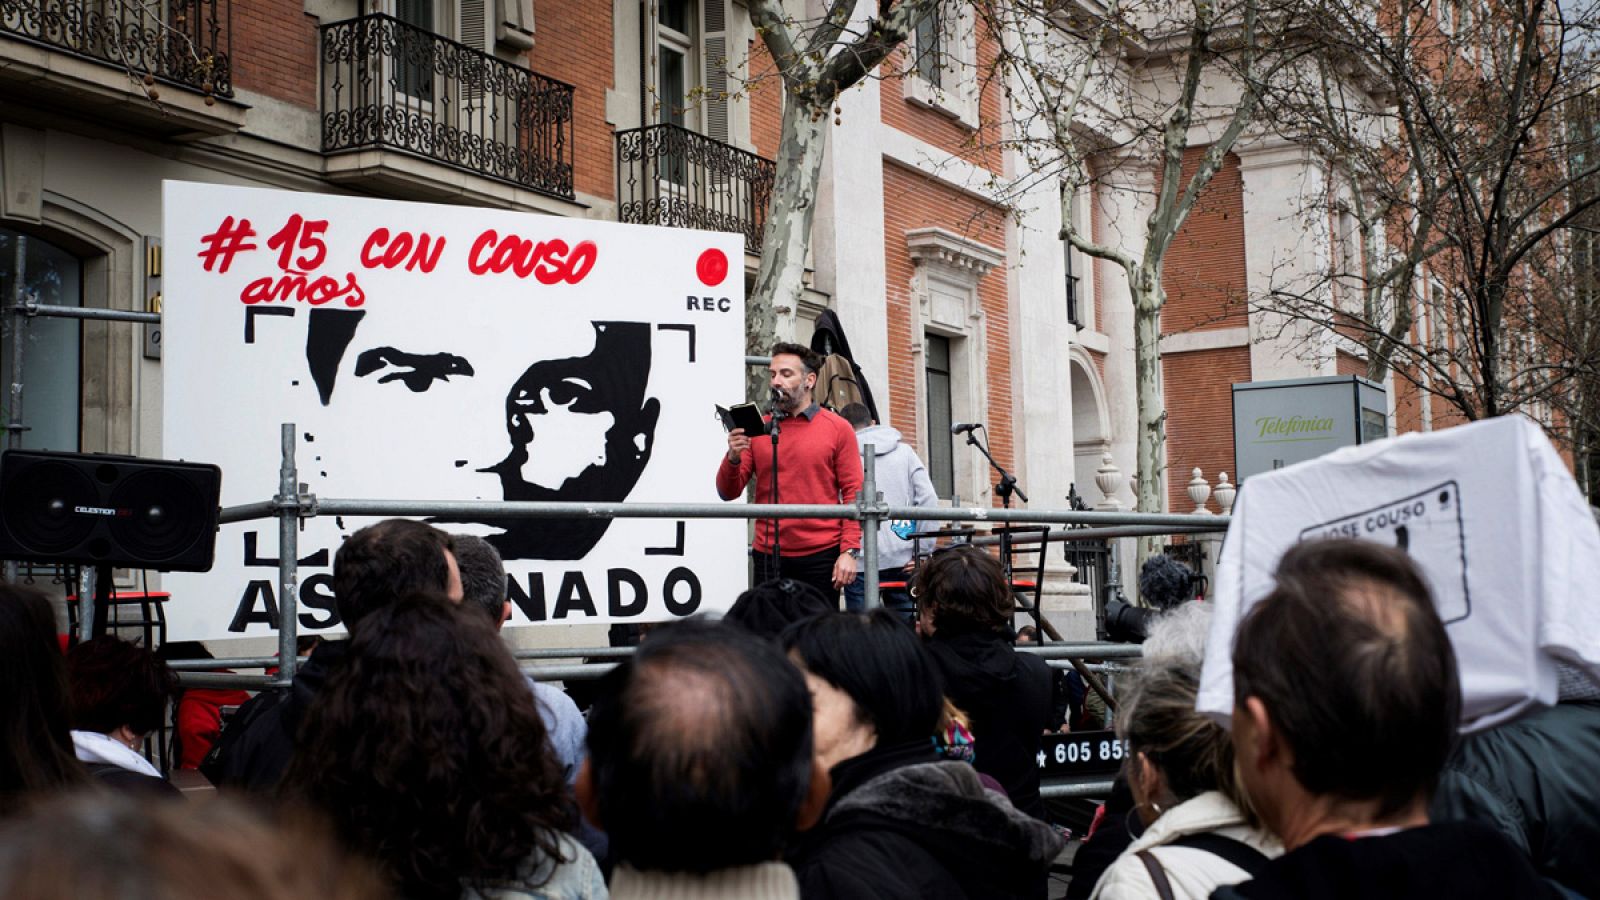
[654,0,696,185]
[395,0,437,102]
[925,333,956,496]
[913,5,945,89]
[657,0,694,129]
[387,0,536,104]
[1335,206,1361,313]
[645,0,737,140]
[906,227,1001,503]
[1062,181,1090,329]
[903,1,978,128]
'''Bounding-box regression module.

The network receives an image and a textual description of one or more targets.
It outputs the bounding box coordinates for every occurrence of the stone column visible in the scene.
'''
[1089,153,1150,511]
[1000,66,1092,641]
[1237,138,1335,380]
[812,77,890,405]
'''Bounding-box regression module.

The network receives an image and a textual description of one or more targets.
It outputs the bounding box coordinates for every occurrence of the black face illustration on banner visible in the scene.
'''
[479,322,661,559]
[306,316,661,560]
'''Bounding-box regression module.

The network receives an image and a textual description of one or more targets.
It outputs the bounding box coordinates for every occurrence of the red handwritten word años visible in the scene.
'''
[360,228,445,273]
[467,231,597,285]
[266,214,329,271]
[240,270,366,308]
[196,216,258,273]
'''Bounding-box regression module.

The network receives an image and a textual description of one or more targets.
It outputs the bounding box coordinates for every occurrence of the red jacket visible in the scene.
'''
[175,685,252,769]
[716,405,863,557]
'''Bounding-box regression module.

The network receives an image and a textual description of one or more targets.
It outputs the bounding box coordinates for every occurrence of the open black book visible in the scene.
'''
[715,402,770,436]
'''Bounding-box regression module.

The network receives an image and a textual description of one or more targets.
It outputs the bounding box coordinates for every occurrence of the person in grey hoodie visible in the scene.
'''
[837,403,941,615]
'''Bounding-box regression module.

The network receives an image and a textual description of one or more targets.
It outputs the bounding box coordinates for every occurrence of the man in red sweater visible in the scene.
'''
[717,343,864,603]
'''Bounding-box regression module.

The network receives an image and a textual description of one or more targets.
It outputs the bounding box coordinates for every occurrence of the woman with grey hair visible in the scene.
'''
[1089,604,1281,900]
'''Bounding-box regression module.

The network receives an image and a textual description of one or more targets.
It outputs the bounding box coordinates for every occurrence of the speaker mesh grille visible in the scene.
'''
[3,462,99,554]
[107,469,210,563]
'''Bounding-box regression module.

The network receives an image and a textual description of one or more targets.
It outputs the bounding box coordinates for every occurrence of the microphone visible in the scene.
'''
[769,386,788,420]
[950,422,982,435]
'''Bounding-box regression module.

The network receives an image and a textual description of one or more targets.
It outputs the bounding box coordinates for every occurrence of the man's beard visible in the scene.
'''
[773,386,805,415]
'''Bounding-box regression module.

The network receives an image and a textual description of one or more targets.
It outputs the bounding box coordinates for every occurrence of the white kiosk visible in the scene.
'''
[1231,375,1388,482]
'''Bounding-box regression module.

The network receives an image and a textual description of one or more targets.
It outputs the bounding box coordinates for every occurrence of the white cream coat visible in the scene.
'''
[1088,791,1282,900]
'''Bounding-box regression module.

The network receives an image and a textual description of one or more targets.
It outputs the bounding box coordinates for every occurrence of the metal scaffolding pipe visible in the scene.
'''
[3,238,26,587]
[9,302,161,324]
[187,636,1145,673]
[1018,642,1144,661]
[217,496,1227,530]
[76,566,97,646]
[178,671,285,690]
[167,657,290,671]
[173,641,1144,670]
[513,646,636,661]
[275,424,300,682]
[1041,780,1115,799]
[861,445,880,609]
[177,654,1134,683]
[218,501,277,525]
[521,663,620,680]
[967,523,1222,546]
[303,498,861,521]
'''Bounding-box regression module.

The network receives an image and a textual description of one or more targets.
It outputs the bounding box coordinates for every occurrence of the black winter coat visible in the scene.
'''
[1210,821,1564,900]
[925,628,1055,819]
[791,741,1064,900]
[201,641,346,791]
[1430,700,1600,898]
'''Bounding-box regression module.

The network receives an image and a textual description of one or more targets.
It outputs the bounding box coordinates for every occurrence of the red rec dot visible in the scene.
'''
[696,248,729,286]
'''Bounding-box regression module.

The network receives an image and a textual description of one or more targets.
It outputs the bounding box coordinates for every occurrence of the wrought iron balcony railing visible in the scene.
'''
[1,0,232,97]
[616,124,775,255]
[320,14,574,201]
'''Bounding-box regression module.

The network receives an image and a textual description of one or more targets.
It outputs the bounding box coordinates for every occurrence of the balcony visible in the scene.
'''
[0,0,243,136]
[319,14,575,203]
[616,124,775,256]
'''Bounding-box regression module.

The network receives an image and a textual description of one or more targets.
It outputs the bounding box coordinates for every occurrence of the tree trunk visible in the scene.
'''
[746,97,827,402]
[1132,276,1167,556]
[1480,276,1507,419]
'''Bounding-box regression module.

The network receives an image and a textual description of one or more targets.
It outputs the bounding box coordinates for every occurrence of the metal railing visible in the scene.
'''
[175,422,1227,689]
[1064,539,1112,634]
[319,13,575,200]
[1,0,233,97]
[616,123,775,255]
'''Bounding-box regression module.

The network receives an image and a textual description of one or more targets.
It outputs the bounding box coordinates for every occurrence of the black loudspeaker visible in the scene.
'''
[0,450,221,571]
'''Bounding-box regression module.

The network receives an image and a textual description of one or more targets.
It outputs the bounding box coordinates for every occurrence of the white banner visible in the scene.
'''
[161,181,747,640]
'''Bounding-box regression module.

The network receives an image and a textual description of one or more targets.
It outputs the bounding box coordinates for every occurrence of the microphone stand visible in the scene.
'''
[963,428,1028,508]
[963,427,1031,637]
[768,401,784,576]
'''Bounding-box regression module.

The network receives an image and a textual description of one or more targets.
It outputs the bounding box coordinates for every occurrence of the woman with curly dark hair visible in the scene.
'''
[284,592,604,900]
[0,584,87,817]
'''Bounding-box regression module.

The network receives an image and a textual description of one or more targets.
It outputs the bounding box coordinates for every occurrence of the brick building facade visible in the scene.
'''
[1,1,1456,637]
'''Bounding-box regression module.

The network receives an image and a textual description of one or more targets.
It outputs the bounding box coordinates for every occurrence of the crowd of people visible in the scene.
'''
[0,352,1595,899]
[2,516,1593,900]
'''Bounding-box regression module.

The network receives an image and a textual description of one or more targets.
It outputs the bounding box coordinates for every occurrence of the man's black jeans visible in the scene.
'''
[751,548,840,607]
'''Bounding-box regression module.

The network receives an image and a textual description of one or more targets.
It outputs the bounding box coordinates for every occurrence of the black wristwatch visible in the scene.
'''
[845,548,862,560]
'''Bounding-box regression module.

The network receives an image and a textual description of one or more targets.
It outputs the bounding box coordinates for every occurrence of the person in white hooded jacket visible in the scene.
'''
[1088,605,1281,900]
[67,637,181,800]
[837,403,941,614]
